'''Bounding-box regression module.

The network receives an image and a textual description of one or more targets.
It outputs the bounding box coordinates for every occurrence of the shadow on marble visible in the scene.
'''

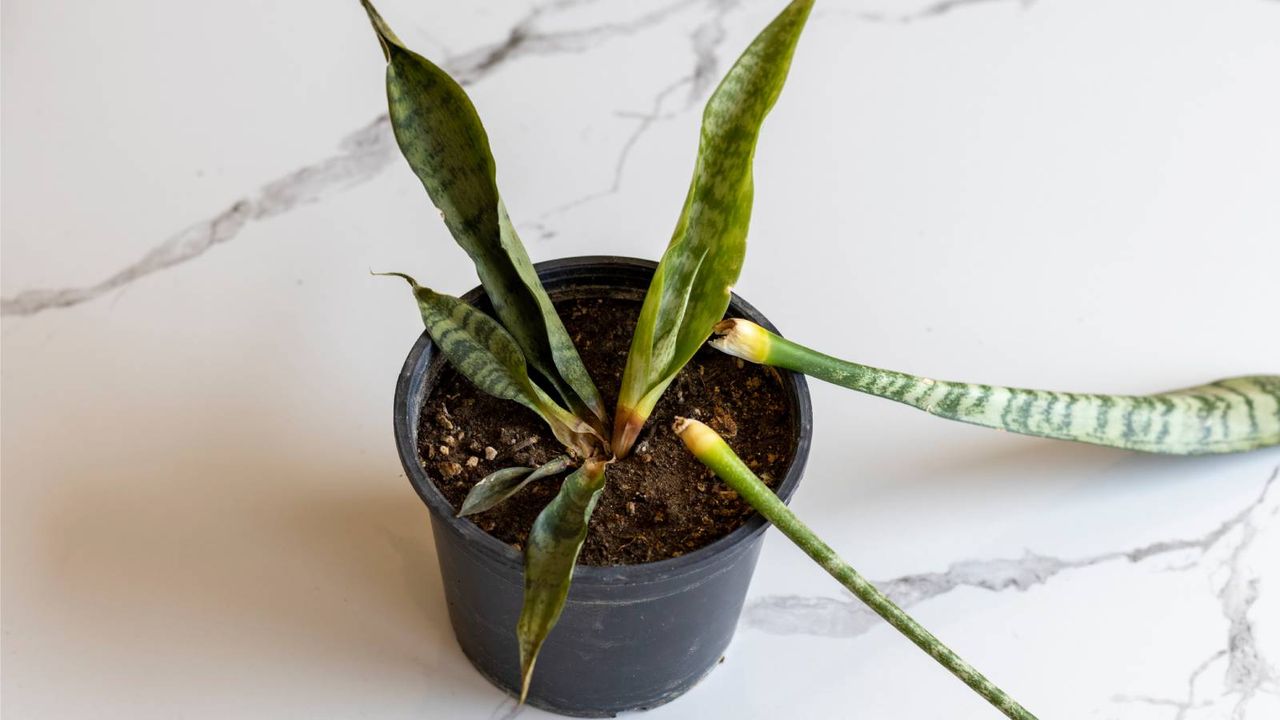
[32,465,497,699]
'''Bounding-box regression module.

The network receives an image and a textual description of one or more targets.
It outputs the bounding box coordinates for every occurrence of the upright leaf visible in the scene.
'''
[517,458,608,702]
[381,273,596,456]
[459,456,576,517]
[361,1,606,425]
[612,0,814,456]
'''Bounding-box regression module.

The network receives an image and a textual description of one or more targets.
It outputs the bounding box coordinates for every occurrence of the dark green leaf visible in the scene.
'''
[613,0,813,455]
[361,0,605,424]
[458,456,575,517]
[380,272,595,455]
[517,458,607,702]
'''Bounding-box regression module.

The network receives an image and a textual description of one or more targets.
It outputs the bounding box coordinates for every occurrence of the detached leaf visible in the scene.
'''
[674,419,1038,720]
[458,456,576,517]
[517,458,607,703]
[381,272,596,455]
[613,0,813,455]
[361,0,605,424]
[712,318,1280,455]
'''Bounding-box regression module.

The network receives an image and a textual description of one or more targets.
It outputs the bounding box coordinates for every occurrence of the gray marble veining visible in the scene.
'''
[0,0,717,317]
[0,0,1032,318]
[744,467,1280,717]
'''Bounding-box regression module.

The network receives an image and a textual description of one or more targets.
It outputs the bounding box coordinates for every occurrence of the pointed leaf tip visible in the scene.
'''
[517,459,607,703]
[371,270,417,286]
[370,8,605,430]
[359,0,401,59]
[458,466,533,517]
[458,456,576,517]
[612,0,813,455]
[406,288,593,454]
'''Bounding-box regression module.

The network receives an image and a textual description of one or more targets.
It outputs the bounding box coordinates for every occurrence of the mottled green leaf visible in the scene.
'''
[361,0,605,425]
[713,318,1280,455]
[458,456,575,517]
[380,272,596,455]
[612,0,813,455]
[517,458,607,703]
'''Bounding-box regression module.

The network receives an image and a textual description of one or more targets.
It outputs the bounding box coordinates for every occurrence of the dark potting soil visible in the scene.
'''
[418,295,796,566]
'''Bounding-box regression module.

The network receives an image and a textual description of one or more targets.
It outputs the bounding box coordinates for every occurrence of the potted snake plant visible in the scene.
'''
[364,1,1280,717]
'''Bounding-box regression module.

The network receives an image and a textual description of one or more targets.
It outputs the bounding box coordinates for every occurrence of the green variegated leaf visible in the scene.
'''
[361,0,605,426]
[612,0,813,456]
[458,456,575,517]
[380,272,596,455]
[675,419,1037,720]
[517,458,607,703]
[712,318,1280,455]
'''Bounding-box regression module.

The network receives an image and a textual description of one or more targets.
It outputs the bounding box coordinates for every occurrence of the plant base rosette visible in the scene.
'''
[394,258,813,715]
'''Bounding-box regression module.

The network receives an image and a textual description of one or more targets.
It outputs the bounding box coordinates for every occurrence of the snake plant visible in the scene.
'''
[710,319,1280,455]
[362,0,1277,716]
[675,417,1034,719]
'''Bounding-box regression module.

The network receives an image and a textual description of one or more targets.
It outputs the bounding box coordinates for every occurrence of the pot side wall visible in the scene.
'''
[394,256,813,717]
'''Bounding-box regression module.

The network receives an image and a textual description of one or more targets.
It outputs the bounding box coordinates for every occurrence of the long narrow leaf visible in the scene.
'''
[459,456,575,517]
[380,272,596,455]
[712,318,1280,454]
[362,0,605,425]
[517,458,607,702]
[612,0,814,456]
[675,418,1037,720]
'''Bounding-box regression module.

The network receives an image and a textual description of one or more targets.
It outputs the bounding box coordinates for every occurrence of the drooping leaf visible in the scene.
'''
[612,0,814,456]
[361,0,605,425]
[516,458,607,703]
[380,272,596,455]
[459,467,532,517]
[712,318,1280,455]
[674,418,1037,720]
[458,456,576,517]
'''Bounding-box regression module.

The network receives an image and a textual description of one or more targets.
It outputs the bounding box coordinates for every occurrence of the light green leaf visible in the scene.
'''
[458,456,576,517]
[380,272,596,456]
[517,458,607,703]
[712,318,1280,455]
[675,418,1037,720]
[459,467,531,517]
[612,0,813,456]
[361,0,605,425]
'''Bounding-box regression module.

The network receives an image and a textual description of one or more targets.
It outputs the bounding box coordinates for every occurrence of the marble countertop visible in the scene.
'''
[3,1,1278,718]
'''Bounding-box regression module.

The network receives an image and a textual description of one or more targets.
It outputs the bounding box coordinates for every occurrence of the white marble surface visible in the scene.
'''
[3,1,1279,718]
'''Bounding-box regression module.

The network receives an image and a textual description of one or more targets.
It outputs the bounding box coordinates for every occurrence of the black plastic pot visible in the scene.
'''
[393,256,812,717]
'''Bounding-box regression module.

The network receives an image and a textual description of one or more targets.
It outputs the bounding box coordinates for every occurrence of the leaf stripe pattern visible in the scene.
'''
[381,272,595,455]
[517,459,608,703]
[362,1,605,425]
[612,0,814,456]
[712,319,1280,455]
[875,372,1278,454]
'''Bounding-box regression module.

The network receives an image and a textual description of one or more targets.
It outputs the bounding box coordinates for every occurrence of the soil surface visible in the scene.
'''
[418,295,796,566]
